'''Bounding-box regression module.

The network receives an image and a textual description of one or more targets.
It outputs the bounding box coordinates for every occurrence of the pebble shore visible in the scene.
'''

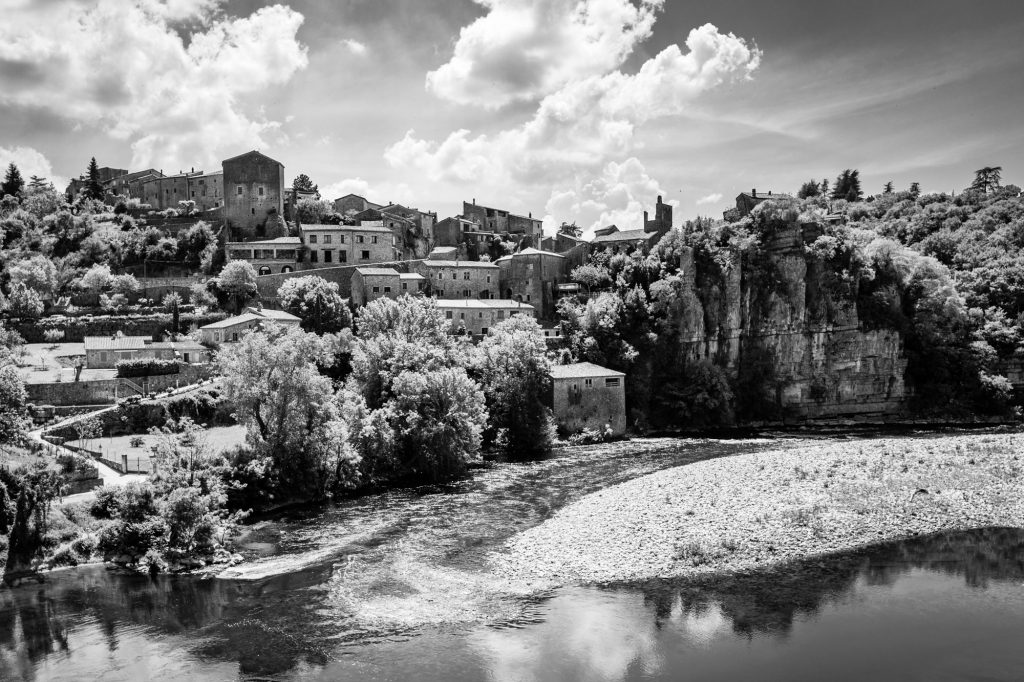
[495,433,1024,586]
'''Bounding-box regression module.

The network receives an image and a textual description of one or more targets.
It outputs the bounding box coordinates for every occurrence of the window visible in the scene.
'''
[251,208,255,215]
[526,295,531,302]
[481,327,488,335]
[478,312,483,318]
[191,191,195,198]
[339,235,346,244]
[445,311,453,319]
[310,250,318,263]
[497,311,504,320]
[361,250,370,260]
[383,286,391,293]
[323,235,332,244]
[258,186,264,196]
[372,286,380,294]
[585,379,593,387]
[463,289,471,298]
[183,353,191,363]
[438,273,443,280]
[356,235,365,244]
[309,234,318,244]
[340,251,348,263]
[372,236,378,244]
[452,273,457,280]
[236,185,243,195]
[324,250,332,263]
[486,275,491,283]
[459,313,465,320]
[605,378,620,387]
[232,332,239,341]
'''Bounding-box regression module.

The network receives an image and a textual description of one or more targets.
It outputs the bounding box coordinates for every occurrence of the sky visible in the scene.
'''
[0,0,1022,237]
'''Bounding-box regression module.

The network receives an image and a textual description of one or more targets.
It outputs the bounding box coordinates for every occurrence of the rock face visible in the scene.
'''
[675,223,907,423]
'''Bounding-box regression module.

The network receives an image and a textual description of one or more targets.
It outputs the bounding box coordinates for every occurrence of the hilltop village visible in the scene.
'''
[0,152,1022,578]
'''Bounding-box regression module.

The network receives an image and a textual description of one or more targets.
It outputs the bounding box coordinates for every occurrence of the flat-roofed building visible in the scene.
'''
[301,223,397,266]
[83,335,209,368]
[434,299,535,336]
[549,362,626,437]
[414,259,499,299]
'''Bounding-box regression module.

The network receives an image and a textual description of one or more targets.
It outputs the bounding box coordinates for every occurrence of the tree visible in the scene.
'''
[277,275,351,335]
[570,264,612,292]
[190,281,217,309]
[820,178,829,196]
[216,260,258,313]
[797,180,821,199]
[26,175,51,193]
[295,198,335,224]
[110,273,140,298]
[292,173,319,198]
[883,181,894,194]
[558,221,583,237]
[79,263,114,296]
[831,169,863,202]
[85,157,104,201]
[0,364,28,443]
[8,255,57,299]
[2,462,64,582]
[1,163,24,199]
[909,182,921,198]
[473,316,554,457]
[6,283,44,318]
[163,292,182,334]
[971,166,1002,194]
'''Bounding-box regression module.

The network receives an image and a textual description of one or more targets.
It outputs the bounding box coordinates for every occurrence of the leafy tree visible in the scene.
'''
[295,198,336,224]
[557,221,582,237]
[190,281,217,309]
[8,255,57,299]
[820,178,829,196]
[971,166,1002,194]
[883,181,894,194]
[292,173,319,198]
[472,316,554,457]
[0,364,28,443]
[570,263,612,292]
[831,169,863,202]
[277,275,351,335]
[85,157,104,201]
[79,263,113,295]
[163,292,182,334]
[909,182,921,197]
[26,175,50,193]
[1,462,64,582]
[5,283,43,318]
[1,163,25,199]
[797,180,821,199]
[215,260,258,313]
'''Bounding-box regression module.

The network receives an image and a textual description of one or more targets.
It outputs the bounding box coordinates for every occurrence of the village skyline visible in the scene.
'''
[1,0,1022,237]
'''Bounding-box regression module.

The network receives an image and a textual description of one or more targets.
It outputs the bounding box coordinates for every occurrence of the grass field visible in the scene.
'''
[66,424,247,472]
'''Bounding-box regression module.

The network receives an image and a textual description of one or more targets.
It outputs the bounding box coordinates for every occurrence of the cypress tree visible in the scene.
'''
[1,163,24,199]
[86,157,104,200]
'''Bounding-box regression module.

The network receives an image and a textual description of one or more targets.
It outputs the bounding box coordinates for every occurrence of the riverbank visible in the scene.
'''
[495,433,1024,586]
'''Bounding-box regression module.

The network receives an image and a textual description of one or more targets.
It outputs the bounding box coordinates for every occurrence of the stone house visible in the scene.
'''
[415,260,500,299]
[461,200,542,240]
[435,299,536,336]
[728,189,795,220]
[549,362,626,437]
[226,236,301,275]
[351,267,401,306]
[222,150,286,241]
[333,193,383,218]
[301,223,397,266]
[197,307,300,346]
[590,228,659,254]
[84,335,208,369]
[494,247,569,319]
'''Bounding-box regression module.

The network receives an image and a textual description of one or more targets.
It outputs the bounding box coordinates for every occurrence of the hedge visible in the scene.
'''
[116,358,180,378]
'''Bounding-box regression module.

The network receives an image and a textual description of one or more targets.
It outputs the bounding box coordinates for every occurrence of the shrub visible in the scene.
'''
[116,358,179,377]
[129,436,145,448]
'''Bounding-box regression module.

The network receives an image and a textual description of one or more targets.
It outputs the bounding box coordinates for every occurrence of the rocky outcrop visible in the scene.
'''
[675,224,907,423]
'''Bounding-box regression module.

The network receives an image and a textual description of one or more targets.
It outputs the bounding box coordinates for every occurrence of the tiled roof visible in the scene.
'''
[399,272,425,279]
[83,336,151,351]
[550,362,625,379]
[356,267,401,276]
[148,339,206,351]
[200,313,266,330]
[245,307,301,322]
[420,260,499,269]
[591,229,656,244]
[740,191,794,200]
[301,223,393,233]
[227,237,301,247]
[433,299,536,311]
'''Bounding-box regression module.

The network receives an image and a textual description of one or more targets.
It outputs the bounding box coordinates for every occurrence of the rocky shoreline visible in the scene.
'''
[494,433,1024,586]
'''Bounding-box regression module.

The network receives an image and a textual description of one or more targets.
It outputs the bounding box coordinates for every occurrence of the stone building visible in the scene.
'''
[225,236,301,275]
[351,267,401,306]
[83,334,207,369]
[590,228,659,253]
[461,200,542,240]
[222,150,285,241]
[494,247,569,319]
[301,223,397,266]
[333,193,382,218]
[191,170,224,212]
[414,260,499,299]
[549,362,626,437]
[197,307,300,346]
[353,204,436,259]
[435,299,536,336]
[106,168,162,203]
[727,189,795,220]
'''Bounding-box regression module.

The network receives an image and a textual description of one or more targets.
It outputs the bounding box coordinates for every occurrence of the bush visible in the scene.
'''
[116,358,179,377]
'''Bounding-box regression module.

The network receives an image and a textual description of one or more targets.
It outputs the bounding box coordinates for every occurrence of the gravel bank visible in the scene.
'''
[495,433,1024,586]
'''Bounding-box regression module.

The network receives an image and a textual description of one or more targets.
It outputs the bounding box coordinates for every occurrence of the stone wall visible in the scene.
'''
[255,259,422,302]
[11,312,228,343]
[551,379,627,436]
[26,364,212,406]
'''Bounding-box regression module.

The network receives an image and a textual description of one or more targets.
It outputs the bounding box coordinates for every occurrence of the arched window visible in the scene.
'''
[258,266,271,275]
[281,266,293,273]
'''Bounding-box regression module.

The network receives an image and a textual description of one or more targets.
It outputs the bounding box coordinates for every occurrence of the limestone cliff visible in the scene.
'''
[672,223,907,423]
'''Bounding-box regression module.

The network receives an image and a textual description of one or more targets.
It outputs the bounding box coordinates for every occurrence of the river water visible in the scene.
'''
[2,436,1023,681]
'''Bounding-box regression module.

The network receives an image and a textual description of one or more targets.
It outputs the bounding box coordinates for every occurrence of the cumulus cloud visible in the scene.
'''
[343,39,368,56]
[696,192,723,205]
[427,0,664,108]
[543,157,675,237]
[388,23,760,188]
[0,0,308,171]
[0,145,68,190]
[321,177,371,200]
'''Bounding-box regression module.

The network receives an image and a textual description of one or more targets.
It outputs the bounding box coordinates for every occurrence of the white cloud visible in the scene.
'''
[0,145,68,191]
[427,0,664,108]
[321,177,371,200]
[696,192,723,205]
[319,177,416,208]
[543,157,675,237]
[0,1,308,171]
[388,24,760,189]
[343,38,368,56]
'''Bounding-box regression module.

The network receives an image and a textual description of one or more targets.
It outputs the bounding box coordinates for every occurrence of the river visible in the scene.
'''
[2,435,1023,681]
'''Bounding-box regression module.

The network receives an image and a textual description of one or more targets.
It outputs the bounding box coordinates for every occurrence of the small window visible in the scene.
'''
[372,236,378,244]
[402,283,408,290]
[324,235,332,244]
[526,295,531,302]
[191,191,195,198]
[605,378,620,387]
[310,250,318,263]
[258,186,264,196]
[585,379,593,387]
[340,251,348,263]
[251,208,255,215]
[459,312,465,320]
[481,327,488,335]
[438,273,443,280]
[236,185,243,195]
[486,275,491,283]
[452,273,457,280]
[446,311,453,320]
[309,235,317,244]
[372,286,380,294]
[340,235,346,244]
[463,272,470,280]
[361,250,370,260]
[324,250,333,263]
[357,235,365,244]
[383,286,391,293]
[478,312,483,318]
